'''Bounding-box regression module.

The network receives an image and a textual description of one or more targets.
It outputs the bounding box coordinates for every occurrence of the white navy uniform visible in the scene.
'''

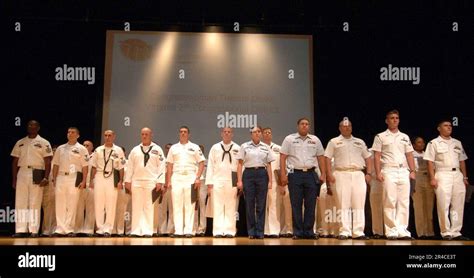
[205,141,240,236]
[372,130,414,238]
[325,135,371,238]
[52,142,88,234]
[412,150,435,237]
[125,143,166,236]
[423,136,468,238]
[167,141,206,236]
[11,135,53,234]
[92,144,125,235]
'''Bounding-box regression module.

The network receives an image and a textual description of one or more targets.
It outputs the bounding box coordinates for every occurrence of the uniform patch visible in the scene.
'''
[46,145,52,153]
[85,155,90,162]
[121,158,126,165]
[151,150,159,155]
[112,153,119,159]
[72,148,80,154]
[336,141,344,146]
[308,141,316,145]
[188,148,195,152]
[33,143,42,148]
[19,143,24,147]
[353,141,362,146]
[232,149,239,153]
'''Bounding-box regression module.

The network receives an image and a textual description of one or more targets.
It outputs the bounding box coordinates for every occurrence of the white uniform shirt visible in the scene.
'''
[413,151,427,172]
[206,141,240,184]
[92,144,126,173]
[371,130,414,168]
[236,141,275,168]
[324,135,371,170]
[166,141,206,176]
[280,133,324,170]
[11,135,53,169]
[125,143,166,187]
[52,142,89,173]
[423,136,468,170]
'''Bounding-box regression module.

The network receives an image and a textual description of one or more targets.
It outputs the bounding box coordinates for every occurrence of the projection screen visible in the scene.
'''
[103,31,313,153]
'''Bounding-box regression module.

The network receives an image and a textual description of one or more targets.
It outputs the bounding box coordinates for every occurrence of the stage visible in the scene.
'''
[1,236,472,246]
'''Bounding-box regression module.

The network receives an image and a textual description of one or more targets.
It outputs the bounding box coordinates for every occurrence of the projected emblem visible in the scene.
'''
[119,39,151,61]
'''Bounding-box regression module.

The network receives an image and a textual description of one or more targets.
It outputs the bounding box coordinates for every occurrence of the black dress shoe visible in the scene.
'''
[305,234,319,239]
[338,235,349,240]
[103,233,111,237]
[30,233,39,238]
[398,236,413,240]
[353,235,369,240]
[452,235,470,241]
[12,233,26,238]
[292,235,303,240]
[255,236,264,239]
[184,234,193,238]
[224,234,235,238]
[266,234,279,238]
[214,235,224,238]
[372,234,383,239]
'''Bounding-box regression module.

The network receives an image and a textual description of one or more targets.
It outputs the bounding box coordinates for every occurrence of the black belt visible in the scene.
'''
[293,167,316,172]
[246,167,266,170]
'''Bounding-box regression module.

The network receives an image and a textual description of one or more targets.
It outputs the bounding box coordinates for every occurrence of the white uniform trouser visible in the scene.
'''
[193,180,208,234]
[156,190,174,234]
[381,168,411,237]
[171,174,196,235]
[316,183,338,236]
[55,175,80,234]
[94,175,118,234]
[15,168,43,233]
[41,182,56,235]
[277,185,292,235]
[369,177,384,236]
[435,171,465,238]
[131,185,154,236]
[75,188,95,234]
[114,190,130,235]
[333,171,367,237]
[412,172,435,237]
[212,180,238,236]
[264,180,280,235]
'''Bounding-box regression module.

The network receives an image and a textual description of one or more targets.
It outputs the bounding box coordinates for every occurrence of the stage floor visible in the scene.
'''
[1,237,472,246]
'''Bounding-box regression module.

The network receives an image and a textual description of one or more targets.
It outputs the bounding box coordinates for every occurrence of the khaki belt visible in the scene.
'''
[334,167,363,172]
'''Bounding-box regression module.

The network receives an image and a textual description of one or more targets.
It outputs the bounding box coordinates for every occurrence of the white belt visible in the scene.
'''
[21,165,43,169]
[382,163,406,169]
[436,167,460,172]
[58,171,79,176]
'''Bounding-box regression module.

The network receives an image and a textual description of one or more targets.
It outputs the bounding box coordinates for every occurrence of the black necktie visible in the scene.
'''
[140,145,153,167]
[220,144,233,163]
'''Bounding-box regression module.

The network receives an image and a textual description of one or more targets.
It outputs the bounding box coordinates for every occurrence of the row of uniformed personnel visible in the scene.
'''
[11,111,469,240]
